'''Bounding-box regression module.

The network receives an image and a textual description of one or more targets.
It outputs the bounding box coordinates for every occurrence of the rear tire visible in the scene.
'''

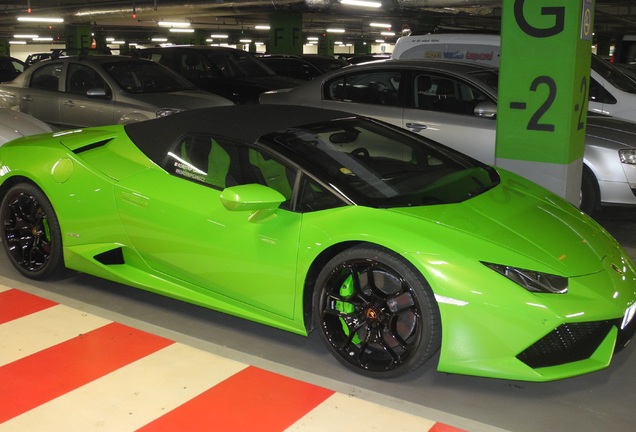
[0,183,65,279]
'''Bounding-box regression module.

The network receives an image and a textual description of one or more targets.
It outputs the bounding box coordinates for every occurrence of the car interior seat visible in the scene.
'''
[248,149,293,199]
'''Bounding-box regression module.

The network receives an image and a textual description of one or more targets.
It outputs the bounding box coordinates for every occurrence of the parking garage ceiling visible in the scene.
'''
[0,1,634,46]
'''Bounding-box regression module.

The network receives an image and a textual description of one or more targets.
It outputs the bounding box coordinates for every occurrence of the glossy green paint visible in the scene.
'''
[1,127,635,381]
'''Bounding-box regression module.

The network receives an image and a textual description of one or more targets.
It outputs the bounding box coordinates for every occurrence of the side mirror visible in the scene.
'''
[474,101,497,119]
[86,88,108,98]
[220,183,286,223]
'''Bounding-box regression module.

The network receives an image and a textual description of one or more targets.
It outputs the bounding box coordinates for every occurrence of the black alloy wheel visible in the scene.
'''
[313,245,441,378]
[0,183,64,279]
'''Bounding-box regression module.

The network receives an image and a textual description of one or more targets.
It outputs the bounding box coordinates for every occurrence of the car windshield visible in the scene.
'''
[204,51,275,79]
[267,118,499,207]
[591,54,636,93]
[102,60,196,93]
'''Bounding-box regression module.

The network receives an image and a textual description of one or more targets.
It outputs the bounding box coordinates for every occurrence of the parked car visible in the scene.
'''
[297,54,350,73]
[0,108,53,144]
[1,104,634,381]
[135,46,302,104]
[258,55,324,81]
[260,59,636,214]
[391,33,636,123]
[0,56,25,82]
[0,55,233,129]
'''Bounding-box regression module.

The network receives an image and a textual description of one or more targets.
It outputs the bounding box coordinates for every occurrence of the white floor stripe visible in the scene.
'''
[285,392,438,431]
[0,342,248,432]
[0,304,112,367]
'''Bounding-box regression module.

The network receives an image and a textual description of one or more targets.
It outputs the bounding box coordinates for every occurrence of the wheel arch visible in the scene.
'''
[0,175,39,203]
[302,240,434,333]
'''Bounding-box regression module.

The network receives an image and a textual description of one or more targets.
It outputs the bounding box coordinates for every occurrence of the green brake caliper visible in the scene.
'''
[335,274,361,344]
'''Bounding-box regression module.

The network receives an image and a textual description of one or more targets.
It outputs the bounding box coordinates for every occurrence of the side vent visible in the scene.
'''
[94,248,125,265]
[72,139,112,154]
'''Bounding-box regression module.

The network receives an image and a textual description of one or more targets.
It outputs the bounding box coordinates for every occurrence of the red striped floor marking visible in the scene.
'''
[139,365,335,432]
[0,288,57,325]
[0,322,174,423]
[0,287,471,431]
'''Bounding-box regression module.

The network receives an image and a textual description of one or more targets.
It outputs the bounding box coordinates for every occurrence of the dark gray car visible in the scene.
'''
[136,46,302,104]
[0,55,233,129]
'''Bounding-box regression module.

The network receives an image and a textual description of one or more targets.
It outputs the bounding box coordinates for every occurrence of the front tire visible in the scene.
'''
[580,166,599,216]
[313,245,441,378]
[0,183,65,279]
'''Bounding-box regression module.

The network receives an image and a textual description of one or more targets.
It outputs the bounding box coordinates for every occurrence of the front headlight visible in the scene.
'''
[482,262,568,294]
[156,108,184,118]
[619,149,636,164]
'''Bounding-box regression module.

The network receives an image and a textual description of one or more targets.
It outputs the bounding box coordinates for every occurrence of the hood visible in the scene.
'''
[390,171,620,277]
[123,90,233,109]
[586,114,636,148]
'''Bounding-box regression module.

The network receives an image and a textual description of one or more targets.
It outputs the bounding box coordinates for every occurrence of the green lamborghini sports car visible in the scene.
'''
[1,105,635,381]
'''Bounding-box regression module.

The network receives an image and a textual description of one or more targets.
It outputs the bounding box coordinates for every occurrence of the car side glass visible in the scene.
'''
[589,78,617,104]
[28,63,63,91]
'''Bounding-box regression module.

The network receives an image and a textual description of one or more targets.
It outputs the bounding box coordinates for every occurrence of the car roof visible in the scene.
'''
[124,104,356,160]
[348,58,496,73]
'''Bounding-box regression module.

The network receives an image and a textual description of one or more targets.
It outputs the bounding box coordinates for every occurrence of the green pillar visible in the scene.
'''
[65,25,93,55]
[269,13,303,55]
[354,41,371,54]
[0,39,9,57]
[172,30,207,46]
[317,34,336,56]
[496,0,594,205]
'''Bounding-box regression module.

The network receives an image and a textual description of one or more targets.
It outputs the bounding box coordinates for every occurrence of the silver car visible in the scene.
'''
[261,59,636,215]
[0,108,52,145]
[0,55,233,129]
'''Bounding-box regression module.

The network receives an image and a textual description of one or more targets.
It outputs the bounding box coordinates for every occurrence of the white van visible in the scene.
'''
[391,33,501,67]
[392,33,636,123]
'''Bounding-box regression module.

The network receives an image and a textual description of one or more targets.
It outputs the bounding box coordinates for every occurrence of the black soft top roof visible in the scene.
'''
[124,105,355,161]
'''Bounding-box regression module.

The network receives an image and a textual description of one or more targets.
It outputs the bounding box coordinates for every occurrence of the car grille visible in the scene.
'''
[517,321,615,369]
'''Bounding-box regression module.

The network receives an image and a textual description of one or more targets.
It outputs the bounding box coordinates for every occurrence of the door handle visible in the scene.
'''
[405,122,427,132]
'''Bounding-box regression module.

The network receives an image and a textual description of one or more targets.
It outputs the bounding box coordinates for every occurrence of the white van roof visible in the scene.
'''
[391,33,501,67]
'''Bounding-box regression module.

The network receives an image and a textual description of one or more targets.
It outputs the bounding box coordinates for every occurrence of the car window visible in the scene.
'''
[267,118,499,208]
[324,70,401,106]
[590,77,618,105]
[101,60,195,93]
[413,73,490,115]
[204,51,273,79]
[591,55,636,94]
[179,53,207,81]
[164,134,297,210]
[28,62,63,91]
[66,63,110,96]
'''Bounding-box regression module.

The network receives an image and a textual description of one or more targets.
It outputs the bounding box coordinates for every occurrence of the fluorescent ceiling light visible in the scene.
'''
[255,25,270,30]
[17,16,64,23]
[381,31,395,36]
[340,0,381,8]
[307,36,319,41]
[109,40,126,44]
[240,39,252,43]
[327,28,346,33]
[210,34,229,39]
[370,22,391,28]
[9,41,27,45]
[375,39,385,43]
[170,28,194,33]
[158,21,190,27]
[33,37,53,41]
[152,37,168,42]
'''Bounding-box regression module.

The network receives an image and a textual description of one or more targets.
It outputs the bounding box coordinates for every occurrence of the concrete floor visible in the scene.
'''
[2,206,635,432]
